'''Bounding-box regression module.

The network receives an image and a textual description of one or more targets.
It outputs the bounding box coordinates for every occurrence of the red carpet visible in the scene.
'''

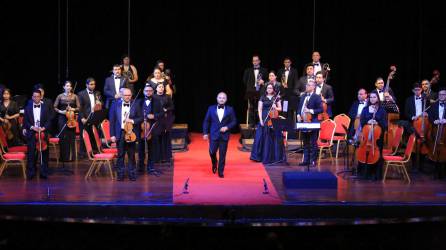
[173,133,282,205]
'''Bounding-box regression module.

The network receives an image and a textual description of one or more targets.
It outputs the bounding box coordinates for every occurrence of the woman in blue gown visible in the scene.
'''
[250,76,287,165]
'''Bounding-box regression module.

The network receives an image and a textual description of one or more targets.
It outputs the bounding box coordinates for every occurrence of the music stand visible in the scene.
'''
[86,110,108,126]
[296,122,321,171]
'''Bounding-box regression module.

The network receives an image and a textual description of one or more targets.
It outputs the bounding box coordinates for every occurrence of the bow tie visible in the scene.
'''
[123,103,130,107]
[218,105,224,109]
[285,68,290,71]
[415,97,422,100]
[88,91,94,94]
[378,90,383,93]
[145,97,152,100]
[359,102,365,104]
[317,85,322,88]
[313,63,320,66]
[253,67,260,70]
[34,104,41,108]
[306,93,311,97]
[115,76,120,79]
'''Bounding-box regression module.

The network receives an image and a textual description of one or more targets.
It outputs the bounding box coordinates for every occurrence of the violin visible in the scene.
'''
[35,130,47,151]
[263,92,281,128]
[66,105,77,128]
[124,121,137,142]
[356,105,381,164]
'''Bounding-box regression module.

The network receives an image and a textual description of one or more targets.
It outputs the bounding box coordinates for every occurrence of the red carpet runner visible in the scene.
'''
[173,133,282,205]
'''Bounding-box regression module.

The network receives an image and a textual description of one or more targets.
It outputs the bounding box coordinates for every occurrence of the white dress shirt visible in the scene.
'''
[439,104,445,120]
[254,69,259,87]
[313,62,322,76]
[87,89,95,112]
[414,95,422,117]
[357,101,366,117]
[217,106,225,122]
[316,83,323,95]
[377,89,385,101]
[121,102,131,129]
[33,103,41,127]
[114,76,121,95]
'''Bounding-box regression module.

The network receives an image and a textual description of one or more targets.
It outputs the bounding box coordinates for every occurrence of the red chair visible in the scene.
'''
[333,114,351,159]
[383,134,416,184]
[49,137,60,166]
[0,128,27,154]
[317,119,337,168]
[92,126,118,155]
[382,126,404,156]
[0,149,27,180]
[100,119,116,148]
[83,130,115,180]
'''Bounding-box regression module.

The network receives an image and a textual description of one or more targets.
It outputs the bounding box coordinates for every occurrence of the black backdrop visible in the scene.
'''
[1,0,446,132]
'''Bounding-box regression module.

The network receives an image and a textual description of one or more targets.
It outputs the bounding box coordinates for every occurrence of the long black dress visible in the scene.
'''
[0,100,22,146]
[54,93,80,162]
[250,95,287,164]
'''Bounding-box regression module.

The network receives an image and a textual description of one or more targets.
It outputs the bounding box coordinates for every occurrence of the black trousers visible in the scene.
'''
[78,120,99,155]
[116,135,136,179]
[209,138,229,175]
[27,133,49,177]
[57,115,76,161]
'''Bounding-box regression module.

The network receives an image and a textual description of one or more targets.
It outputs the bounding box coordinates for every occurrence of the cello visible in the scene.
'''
[356,105,382,165]
[426,101,446,163]
[412,96,432,154]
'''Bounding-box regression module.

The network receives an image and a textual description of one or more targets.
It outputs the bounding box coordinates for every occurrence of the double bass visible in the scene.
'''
[356,106,381,164]
[412,96,431,154]
[427,103,446,163]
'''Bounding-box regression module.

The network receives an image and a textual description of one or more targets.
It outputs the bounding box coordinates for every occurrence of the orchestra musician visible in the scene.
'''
[347,88,368,139]
[147,60,174,97]
[250,83,287,164]
[109,88,142,181]
[121,55,139,95]
[78,77,102,157]
[137,84,163,176]
[277,57,299,114]
[296,80,323,167]
[104,64,128,109]
[152,83,175,165]
[293,63,314,98]
[358,92,387,180]
[54,81,80,162]
[23,89,51,179]
[0,88,23,146]
[421,79,437,105]
[310,51,330,82]
[147,67,167,93]
[314,71,335,118]
[371,77,396,103]
[243,54,268,127]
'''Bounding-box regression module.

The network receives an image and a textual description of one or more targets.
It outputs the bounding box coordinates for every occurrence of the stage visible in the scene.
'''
[1,133,446,225]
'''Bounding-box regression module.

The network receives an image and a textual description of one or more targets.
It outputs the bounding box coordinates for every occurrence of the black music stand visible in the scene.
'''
[296,123,321,171]
[86,110,107,126]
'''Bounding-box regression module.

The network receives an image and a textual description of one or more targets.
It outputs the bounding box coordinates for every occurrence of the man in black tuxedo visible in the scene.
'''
[104,64,128,109]
[294,64,314,98]
[370,77,397,103]
[243,55,268,127]
[277,57,299,115]
[78,77,103,157]
[315,71,335,118]
[109,88,143,181]
[138,84,163,176]
[310,51,331,83]
[23,89,52,179]
[296,80,323,167]
[347,88,368,139]
[203,92,237,178]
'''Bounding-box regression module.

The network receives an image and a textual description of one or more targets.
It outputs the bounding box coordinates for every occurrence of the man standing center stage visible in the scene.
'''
[203,92,237,178]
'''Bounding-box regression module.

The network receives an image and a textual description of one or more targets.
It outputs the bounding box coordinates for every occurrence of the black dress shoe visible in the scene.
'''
[212,162,217,174]
[309,161,316,168]
[148,169,161,177]
[218,173,224,178]
[298,162,310,166]
[27,174,35,180]
[117,176,124,181]
[39,175,48,180]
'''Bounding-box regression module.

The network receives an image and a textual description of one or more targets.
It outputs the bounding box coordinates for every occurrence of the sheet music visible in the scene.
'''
[296,123,320,129]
